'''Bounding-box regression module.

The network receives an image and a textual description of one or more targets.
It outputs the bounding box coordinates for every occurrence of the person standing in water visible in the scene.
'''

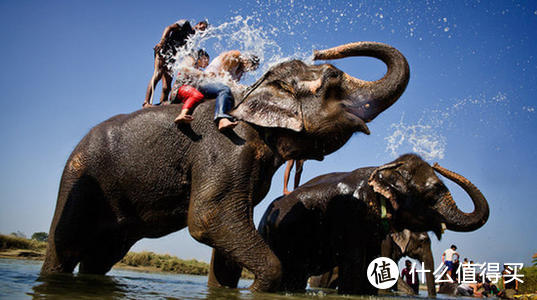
[143,20,208,108]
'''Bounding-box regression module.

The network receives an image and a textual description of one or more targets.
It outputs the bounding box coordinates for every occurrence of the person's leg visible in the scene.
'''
[160,70,173,104]
[144,55,164,107]
[283,160,294,195]
[293,160,304,189]
[198,83,238,131]
[174,86,204,124]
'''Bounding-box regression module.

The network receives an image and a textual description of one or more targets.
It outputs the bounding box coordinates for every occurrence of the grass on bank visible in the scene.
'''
[0,234,253,279]
[120,251,254,279]
[518,266,537,294]
[0,233,47,251]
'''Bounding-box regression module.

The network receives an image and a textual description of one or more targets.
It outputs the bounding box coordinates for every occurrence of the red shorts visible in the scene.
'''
[175,85,204,110]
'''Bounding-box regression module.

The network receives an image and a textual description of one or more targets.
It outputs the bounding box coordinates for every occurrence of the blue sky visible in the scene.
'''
[1,0,536,268]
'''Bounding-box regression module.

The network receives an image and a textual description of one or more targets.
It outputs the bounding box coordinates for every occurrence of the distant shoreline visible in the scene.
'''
[0,234,253,279]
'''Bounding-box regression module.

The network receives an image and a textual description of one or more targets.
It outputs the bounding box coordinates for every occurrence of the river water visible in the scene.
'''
[0,258,460,299]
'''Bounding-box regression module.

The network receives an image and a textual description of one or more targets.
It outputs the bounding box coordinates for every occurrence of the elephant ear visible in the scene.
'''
[230,78,304,132]
[391,229,412,253]
[368,161,406,210]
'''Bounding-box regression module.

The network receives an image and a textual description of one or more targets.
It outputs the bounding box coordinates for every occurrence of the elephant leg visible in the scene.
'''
[79,236,134,274]
[188,194,281,292]
[338,253,377,295]
[42,175,97,274]
[280,270,308,291]
[79,221,135,274]
[396,276,416,295]
[41,236,82,274]
[208,248,243,288]
[201,222,281,292]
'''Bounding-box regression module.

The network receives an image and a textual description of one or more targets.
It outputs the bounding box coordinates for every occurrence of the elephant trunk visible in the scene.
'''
[313,41,410,122]
[432,163,490,232]
[422,246,437,296]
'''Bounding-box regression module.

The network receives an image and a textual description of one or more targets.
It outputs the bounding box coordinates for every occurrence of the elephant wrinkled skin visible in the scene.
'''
[42,42,410,292]
[258,154,489,294]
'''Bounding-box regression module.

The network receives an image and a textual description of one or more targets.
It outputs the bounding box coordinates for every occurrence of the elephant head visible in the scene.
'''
[231,41,409,161]
[368,154,489,239]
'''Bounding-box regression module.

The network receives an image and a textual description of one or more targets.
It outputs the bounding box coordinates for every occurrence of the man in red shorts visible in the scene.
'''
[170,49,210,123]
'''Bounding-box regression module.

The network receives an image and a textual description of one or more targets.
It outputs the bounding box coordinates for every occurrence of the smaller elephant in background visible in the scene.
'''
[258,154,489,295]
[381,229,436,296]
[309,229,436,296]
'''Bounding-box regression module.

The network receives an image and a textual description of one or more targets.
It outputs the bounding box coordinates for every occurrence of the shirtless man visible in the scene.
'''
[143,20,208,108]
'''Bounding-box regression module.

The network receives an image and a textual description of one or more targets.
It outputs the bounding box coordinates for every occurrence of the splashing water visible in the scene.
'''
[168,15,314,87]
[385,115,446,161]
[385,91,534,161]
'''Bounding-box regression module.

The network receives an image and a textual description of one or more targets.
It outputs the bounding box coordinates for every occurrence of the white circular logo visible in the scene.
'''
[367,257,399,289]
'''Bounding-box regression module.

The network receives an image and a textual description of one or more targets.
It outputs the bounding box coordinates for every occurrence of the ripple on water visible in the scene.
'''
[1,258,455,299]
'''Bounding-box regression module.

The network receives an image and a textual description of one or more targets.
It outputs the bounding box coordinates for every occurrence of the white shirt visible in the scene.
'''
[444,248,456,261]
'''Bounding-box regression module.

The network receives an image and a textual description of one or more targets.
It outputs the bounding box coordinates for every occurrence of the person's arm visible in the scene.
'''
[442,252,445,263]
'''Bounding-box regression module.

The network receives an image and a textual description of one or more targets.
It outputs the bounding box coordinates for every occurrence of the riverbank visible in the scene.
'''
[0,234,253,279]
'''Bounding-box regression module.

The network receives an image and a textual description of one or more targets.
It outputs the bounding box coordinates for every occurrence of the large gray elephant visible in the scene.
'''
[258,154,489,294]
[41,41,410,292]
[309,230,436,296]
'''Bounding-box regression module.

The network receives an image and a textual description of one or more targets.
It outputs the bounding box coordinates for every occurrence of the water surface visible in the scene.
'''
[0,258,455,299]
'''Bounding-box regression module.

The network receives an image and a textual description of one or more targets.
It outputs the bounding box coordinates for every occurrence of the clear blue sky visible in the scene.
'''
[1,0,536,267]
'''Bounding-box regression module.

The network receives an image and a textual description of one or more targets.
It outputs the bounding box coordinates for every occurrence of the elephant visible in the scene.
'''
[380,230,436,296]
[258,154,489,294]
[308,230,436,296]
[41,41,410,292]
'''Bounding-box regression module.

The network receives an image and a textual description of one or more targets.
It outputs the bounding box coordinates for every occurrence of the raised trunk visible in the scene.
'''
[313,41,410,122]
[432,163,490,232]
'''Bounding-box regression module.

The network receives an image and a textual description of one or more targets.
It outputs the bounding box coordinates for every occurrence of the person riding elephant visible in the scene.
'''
[41,41,410,292]
[144,20,208,107]
[309,229,437,296]
[258,154,489,294]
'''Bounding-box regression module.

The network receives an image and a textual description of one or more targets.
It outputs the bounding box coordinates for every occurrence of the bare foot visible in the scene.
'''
[283,189,291,196]
[174,114,194,124]
[142,102,153,108]
[218,118,238,131]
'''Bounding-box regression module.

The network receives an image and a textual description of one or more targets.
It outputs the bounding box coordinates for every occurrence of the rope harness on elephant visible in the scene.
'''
[380,197,390,235]
[232,71,270,110]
